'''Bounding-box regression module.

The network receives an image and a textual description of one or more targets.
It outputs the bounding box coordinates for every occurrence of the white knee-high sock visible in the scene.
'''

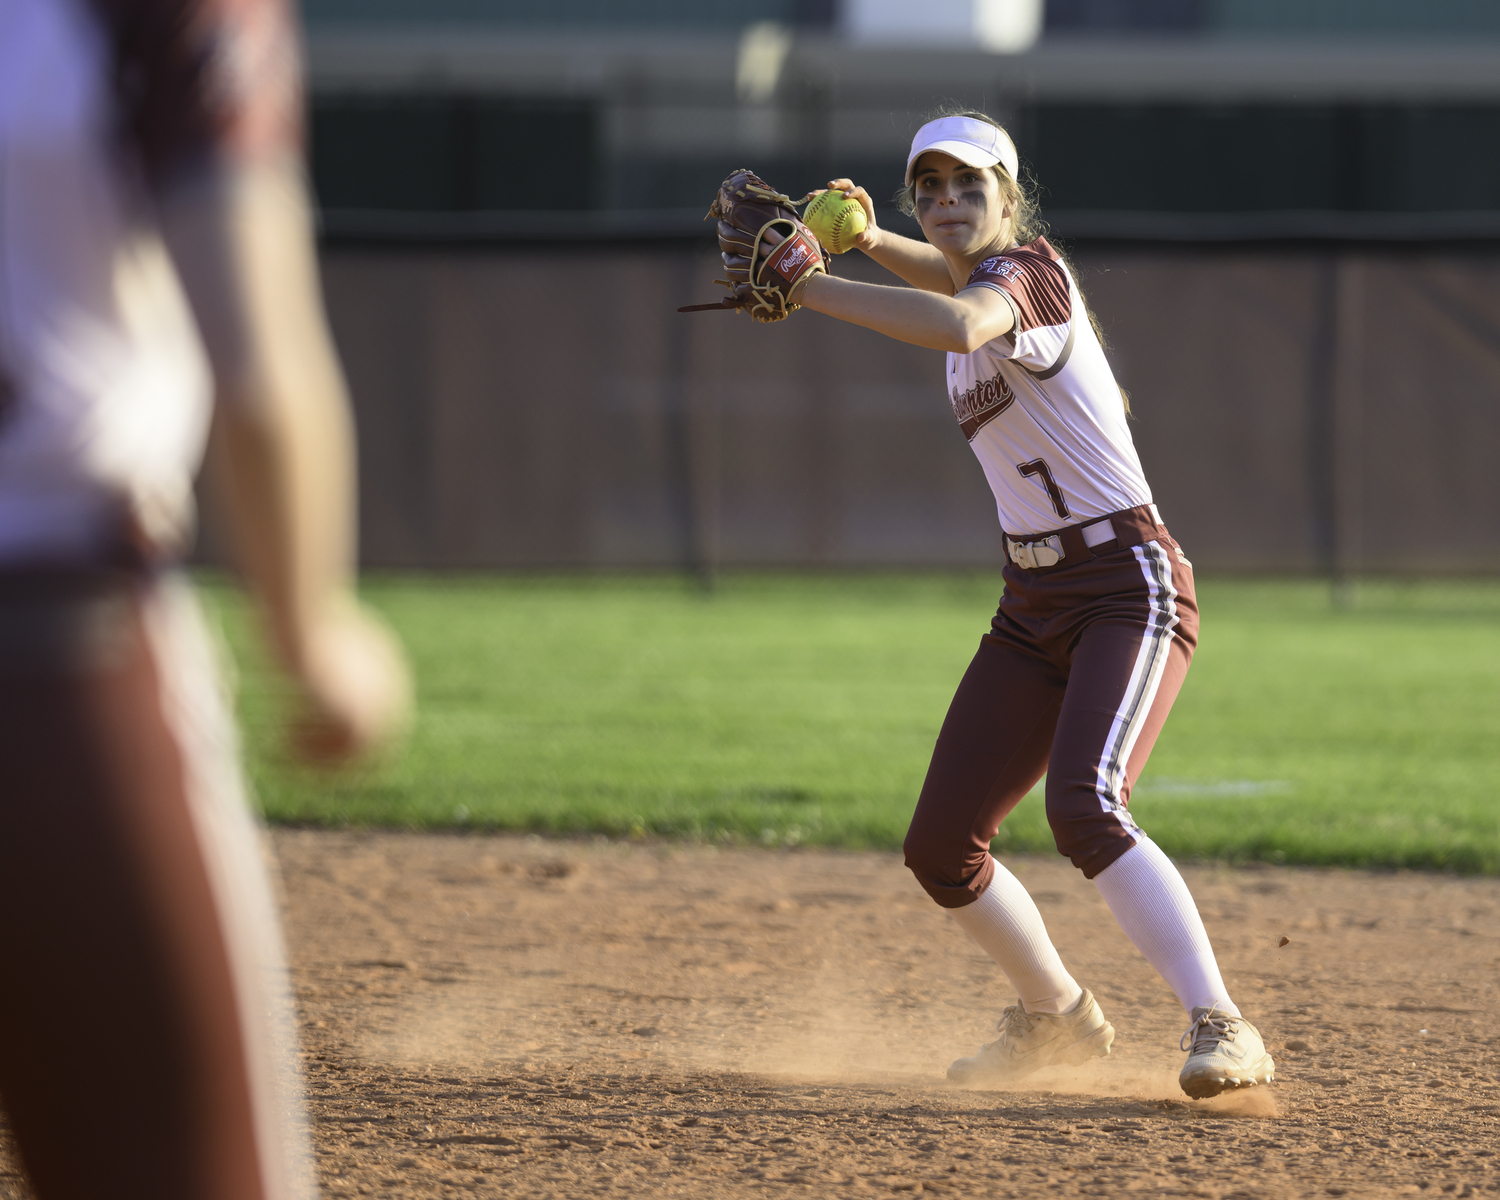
[949,856,1084,1016]
[1092,837,1239,1017]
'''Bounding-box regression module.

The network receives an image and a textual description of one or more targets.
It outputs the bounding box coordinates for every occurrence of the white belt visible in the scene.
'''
[1006,518,1120,570]
[1082,518,1120,548]
[1007,534,1065,569]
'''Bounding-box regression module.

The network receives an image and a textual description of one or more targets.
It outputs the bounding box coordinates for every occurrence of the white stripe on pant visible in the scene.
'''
[1090,540,1180,829]
[142,577,315,1200]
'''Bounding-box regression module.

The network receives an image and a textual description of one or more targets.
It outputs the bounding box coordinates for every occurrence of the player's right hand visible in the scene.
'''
[288,596,413,766]
[818,178,880,252]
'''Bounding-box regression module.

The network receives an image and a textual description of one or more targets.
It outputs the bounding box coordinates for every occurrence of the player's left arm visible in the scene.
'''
[138,0,410,763]
[793,274,1015,353]
[159,160,412,764]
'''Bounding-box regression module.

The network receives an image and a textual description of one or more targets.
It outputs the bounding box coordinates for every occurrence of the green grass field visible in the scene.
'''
[207,575,1500,872]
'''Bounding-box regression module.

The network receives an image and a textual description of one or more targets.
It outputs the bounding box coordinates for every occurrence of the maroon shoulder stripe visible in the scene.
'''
[965,236,1071,333]
[85,0,303,181]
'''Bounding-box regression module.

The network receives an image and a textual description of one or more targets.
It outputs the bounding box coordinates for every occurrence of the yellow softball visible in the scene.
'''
[803,190,868,254]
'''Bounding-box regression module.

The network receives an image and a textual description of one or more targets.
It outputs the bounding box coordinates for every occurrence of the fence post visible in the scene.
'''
[669,248,721,589]
[1331,254,1364,608]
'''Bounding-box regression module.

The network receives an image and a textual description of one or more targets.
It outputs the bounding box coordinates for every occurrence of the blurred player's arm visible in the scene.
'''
[158,160,411,763]
[819,178,954,295]
[794,273,1014,353]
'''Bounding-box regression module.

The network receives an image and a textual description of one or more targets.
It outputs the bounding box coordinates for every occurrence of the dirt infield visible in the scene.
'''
[3,830,1498,1199]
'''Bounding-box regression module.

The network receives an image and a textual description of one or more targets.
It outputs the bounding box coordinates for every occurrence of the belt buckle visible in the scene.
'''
[1009,535,1064,570]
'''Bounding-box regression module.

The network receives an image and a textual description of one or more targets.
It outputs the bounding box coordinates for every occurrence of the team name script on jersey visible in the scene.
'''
[951,369,1015,441]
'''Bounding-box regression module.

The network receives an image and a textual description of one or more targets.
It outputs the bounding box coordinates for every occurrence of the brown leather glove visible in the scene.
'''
[679,169,830,323]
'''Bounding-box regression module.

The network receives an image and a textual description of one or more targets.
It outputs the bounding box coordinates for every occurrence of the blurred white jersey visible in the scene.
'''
[946,237,1151,537]
[0,0,300,567]
[0,0,208,564]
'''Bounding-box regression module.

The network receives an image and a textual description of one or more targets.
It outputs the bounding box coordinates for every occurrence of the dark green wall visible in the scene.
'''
[1022,105,1500,213]
[297,0,1500,35]
[301,0,833,30]
[1213,0,1500,36]
[311,97,600,212]
[309,97,1500,216]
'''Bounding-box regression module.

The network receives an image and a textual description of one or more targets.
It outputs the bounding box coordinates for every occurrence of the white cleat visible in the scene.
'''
[1178,1006,1277,1099]
[947,989,1115,1087]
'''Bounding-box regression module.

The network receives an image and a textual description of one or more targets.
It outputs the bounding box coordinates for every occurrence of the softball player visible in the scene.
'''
[791,112,1275,1098]
[0,0,408,1195]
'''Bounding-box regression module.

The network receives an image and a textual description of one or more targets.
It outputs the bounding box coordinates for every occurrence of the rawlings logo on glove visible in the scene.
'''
[677,169,831,323]
[773,236,815,276]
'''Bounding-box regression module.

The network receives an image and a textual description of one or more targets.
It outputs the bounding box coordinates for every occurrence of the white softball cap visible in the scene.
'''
[905,116,1020,186]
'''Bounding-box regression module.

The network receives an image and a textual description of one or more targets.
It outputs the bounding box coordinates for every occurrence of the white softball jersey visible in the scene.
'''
[0,0,210,564]
[947,237,1152,538]
[0,0,302,568]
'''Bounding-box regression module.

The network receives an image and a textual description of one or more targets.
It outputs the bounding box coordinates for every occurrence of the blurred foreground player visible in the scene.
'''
[695,113,1275,1098]
[0,0,410,1197]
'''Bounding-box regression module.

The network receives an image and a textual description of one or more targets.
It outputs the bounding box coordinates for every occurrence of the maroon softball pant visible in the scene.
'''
[0,570,305,1200]
[904,524,1198,907]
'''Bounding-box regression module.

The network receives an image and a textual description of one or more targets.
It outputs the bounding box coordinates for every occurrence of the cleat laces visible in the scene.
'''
[992,1004,1037,1046]
[1180,1006,1236,1054]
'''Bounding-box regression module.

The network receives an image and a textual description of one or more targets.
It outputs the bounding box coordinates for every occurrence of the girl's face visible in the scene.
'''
[912,151,1010,257]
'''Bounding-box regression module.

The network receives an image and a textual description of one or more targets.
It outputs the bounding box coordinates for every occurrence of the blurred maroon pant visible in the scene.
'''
[0,570,303,1200]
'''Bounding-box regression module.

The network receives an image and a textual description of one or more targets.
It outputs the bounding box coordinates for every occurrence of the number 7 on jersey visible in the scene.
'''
[1016,458,1072,520]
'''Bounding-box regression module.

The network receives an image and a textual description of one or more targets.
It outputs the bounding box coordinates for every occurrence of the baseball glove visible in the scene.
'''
[678,169,830,323]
